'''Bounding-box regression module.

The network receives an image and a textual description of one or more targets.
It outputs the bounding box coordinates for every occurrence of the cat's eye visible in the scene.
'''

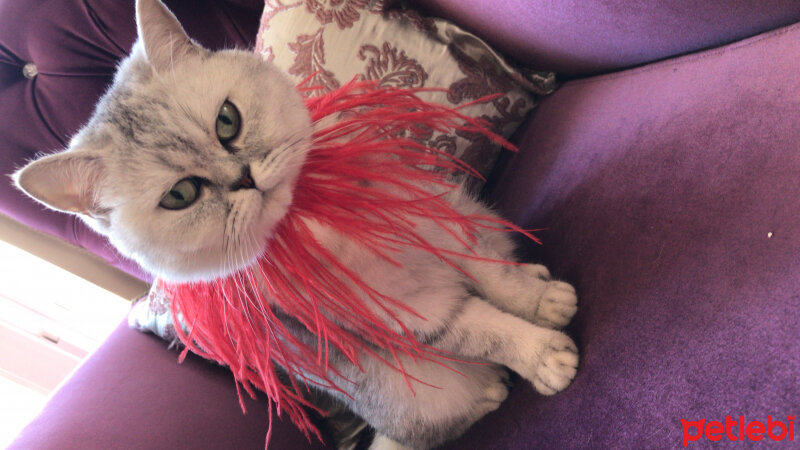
[216,101,240,144]
[159,178,201,210]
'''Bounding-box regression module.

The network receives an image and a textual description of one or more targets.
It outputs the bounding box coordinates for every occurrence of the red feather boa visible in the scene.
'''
[163,81,536,445]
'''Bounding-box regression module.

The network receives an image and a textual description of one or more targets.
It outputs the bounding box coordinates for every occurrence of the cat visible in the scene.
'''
[14,0,579,448]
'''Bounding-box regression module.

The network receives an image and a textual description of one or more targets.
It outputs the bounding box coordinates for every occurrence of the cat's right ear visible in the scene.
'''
[14,152,107,218]
[135,0,201,74]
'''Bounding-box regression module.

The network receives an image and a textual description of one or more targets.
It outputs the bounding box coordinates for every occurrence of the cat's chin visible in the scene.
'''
[131,232,267,284]
[148,253,263,283]
[155,187,292,283]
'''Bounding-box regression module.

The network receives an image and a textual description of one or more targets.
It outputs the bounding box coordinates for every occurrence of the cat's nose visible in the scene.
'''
[231,166,256,191]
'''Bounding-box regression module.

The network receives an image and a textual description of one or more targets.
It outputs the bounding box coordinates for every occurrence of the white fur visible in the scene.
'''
[17,22,311,281]
[14,1,580,448]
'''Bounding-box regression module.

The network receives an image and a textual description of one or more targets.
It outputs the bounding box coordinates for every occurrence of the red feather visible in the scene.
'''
[162,81,537,446]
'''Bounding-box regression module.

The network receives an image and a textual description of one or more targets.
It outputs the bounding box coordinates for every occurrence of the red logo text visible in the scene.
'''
[681,415,796,447]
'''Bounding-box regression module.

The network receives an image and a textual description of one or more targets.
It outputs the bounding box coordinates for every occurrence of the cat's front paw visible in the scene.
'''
[533,280,578,329]
[530,332,579,396]
[521,265,578,328]
[523,263,552,280]
[480,367,511,412]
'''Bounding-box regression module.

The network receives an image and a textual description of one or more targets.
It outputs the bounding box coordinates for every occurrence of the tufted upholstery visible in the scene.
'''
[0,0,262,281]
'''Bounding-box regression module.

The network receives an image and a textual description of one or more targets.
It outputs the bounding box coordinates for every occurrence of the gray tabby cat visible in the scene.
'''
[14,0,579,448]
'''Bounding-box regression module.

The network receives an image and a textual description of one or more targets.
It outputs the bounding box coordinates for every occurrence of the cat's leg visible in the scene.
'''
[282,313,512,449]
[460,234,578,328]
[441,184,577,328]
[423,295,579,396]
[308,299,577,449]
[334,358,513,449]
[440,197,578,328]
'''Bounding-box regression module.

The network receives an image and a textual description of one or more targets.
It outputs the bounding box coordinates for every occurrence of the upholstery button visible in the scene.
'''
[23,63,38,79]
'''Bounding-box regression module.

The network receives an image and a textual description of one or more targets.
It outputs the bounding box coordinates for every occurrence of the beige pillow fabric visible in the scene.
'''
[256,0,556,189]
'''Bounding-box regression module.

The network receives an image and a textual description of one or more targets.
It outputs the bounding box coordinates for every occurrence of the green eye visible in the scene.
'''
[216,101,240,144]
[159,178,200,210]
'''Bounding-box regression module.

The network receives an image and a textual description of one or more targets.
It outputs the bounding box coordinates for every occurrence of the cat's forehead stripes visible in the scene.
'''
[102,88,208,155]
[151,151,186,173]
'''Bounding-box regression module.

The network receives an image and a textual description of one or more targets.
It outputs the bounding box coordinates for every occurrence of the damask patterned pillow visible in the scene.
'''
[257,0,556,190]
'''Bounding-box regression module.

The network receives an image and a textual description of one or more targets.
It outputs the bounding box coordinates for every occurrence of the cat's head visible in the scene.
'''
[14,0,312,282]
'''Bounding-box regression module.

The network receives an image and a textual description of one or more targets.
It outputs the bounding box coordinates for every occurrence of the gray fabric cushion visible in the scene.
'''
[416,0,800,76]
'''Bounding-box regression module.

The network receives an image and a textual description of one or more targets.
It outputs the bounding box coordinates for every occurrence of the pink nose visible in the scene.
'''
[232,166,256,191]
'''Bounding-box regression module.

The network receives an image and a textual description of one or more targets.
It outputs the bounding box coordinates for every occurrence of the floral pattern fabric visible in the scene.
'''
[256,0,557,189]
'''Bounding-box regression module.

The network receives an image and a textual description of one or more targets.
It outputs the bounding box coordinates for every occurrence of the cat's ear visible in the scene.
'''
[14,152,107,218]
[135,0,200,73]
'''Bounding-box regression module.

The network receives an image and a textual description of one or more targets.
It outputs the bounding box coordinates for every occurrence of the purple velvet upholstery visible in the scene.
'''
[447,22,800,448]
[4,0,800,448]
[8,321,328,450]
[416,0,800,76]
[0,0,263,281]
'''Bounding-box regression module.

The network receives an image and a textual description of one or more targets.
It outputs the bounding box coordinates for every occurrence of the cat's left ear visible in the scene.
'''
[135,0,201,74]
[14,152,107,218]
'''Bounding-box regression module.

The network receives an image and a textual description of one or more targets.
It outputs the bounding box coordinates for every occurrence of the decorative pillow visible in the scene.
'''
[256,0,556,190]
[130,1,557,342]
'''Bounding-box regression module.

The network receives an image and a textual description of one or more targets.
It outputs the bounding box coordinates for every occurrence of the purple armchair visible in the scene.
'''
[4,0,800,448]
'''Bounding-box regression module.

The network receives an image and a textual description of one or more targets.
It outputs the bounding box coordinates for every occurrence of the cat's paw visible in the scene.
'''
[480,367,511,411]
[531,280,578,329]
[523,263,552,280]
[520,264,577,328]
[530,332,579,396]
